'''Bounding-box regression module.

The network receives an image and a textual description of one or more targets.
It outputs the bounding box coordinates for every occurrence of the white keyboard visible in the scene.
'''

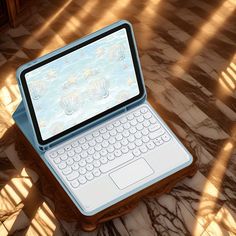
[47,106,171,189]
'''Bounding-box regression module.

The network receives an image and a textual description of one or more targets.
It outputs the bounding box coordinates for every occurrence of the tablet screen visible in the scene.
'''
[24,28,140,141]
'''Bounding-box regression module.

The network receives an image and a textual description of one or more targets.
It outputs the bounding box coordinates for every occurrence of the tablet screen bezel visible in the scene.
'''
[20,23,145,145]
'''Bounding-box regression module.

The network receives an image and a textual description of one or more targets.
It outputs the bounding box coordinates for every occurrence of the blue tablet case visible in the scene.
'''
[13,102,42,153]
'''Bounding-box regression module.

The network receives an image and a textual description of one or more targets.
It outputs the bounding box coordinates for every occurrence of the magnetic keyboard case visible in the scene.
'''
[13,20,194,217]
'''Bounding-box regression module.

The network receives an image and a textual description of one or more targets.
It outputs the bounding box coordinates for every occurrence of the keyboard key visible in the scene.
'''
[135,140,142,146]
[144,112,152,119]
[93,169,101,177]
[79,167,86,175]
[95,144,102,151]
[100,153,134,173]
[127,114,134,120]
[137,116,144,123]
[134,131,142,139]
[162,134,171,142]
[128,135,135,142]
[81,151,88,158]
[60,154,67,161]
[116,134,122,141]
[70,180,79,188]
[66,158,73,165]
[128,143,136,150]
[120,117,127,123]
[96,137,103,143]
[141,107,148,113]
[149,129,165,139]
[102,140,109,148]
[121,146,129,153]
[67,171,79,181]
[109,130,117,136]
[54,157,61,164]
[141,128,149,136]
[86,156,93,163]
[99,128,106,134]
[75,147,82,153]
[82,143,89,150]
[114,142,121,149]
[121,137,128,145]
[107,124,113,130]
[133,149,141,157]
[86,164,94,171]
[72,163,79,170]
[140,145,148,153]
[107,154,115,161]
[89,140,96,146]
[149,125,159,132]
[143,120,150,127]
[93,131,99,137]
[57,149,64,155]
[137,123,143,131]
[134,110,140,117]
[142,136,149,143]
[100,149,107,156]
[100,157,108,164]
[149,117,157,124]
[78,176,87,184]
[93,160,101,167]
[117,126,124,133]
[114,150,122,157]
[93,152,100,160]
[123,123,131,129]
[147,141,155,150]
[63,167,72,175]
[86,134,93,141]
[65,145,71,151]
[58,162,66,170]
[107,146,115,153]
[123,130,129,137]
[114,121,120,127]
[130,127,136,134]
[79,159,86,167]
[153,137,164,146]
[71,141,79,148]
[73,155,81,162]
[130,119,137,126]
[68,150,75,157]
[85,173,94,181]
[109,137,116,144]
[79,138,86,144]
[103,133,110,140]
[88,147,95,155]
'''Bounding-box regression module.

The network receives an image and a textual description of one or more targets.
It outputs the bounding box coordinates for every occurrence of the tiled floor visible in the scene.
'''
[0,0,236,235]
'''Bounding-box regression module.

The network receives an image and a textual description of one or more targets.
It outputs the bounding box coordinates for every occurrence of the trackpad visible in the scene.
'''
[110,158,154,189]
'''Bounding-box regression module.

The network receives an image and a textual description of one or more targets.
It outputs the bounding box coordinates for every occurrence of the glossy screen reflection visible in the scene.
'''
[25,29,139,140]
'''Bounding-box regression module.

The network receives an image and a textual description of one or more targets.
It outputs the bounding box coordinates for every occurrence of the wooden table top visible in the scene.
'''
[0,0,235,235]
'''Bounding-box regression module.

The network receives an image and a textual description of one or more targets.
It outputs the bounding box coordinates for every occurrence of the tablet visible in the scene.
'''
[18,21,145,146]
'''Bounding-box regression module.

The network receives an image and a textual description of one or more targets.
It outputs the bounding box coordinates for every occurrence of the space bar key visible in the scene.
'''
[100,153,134,173]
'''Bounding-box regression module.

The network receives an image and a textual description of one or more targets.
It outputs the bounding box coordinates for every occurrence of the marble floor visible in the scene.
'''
[0,0,236,235]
